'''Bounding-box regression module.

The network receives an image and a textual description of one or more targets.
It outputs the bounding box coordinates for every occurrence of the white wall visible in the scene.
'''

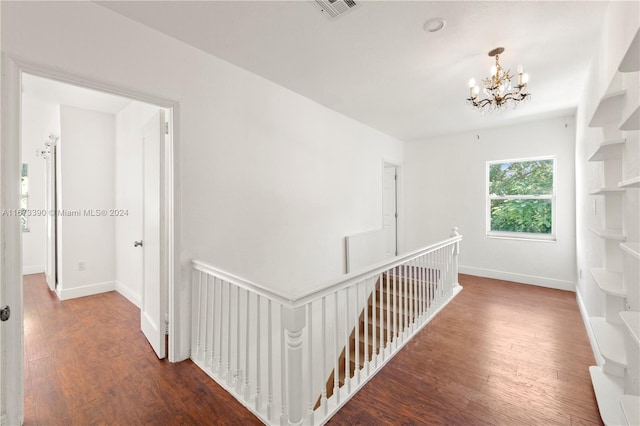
[58,106,116,299]
[1,1,403,359]
[575,2,639,318]
[20,96,59,274]
[115,101,161,307]
[405,116,577,291]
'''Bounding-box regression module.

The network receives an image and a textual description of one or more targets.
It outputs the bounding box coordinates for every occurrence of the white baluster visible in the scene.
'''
[392,269,397,349]
[321,296,327,414]
[195,271,203,359]
[333,292,340,404]
[280,306,287,426]
[209,277,216,368]
[267,299,273,422]
[202,278,209,365]
[225,281,232,384]
[386,270,391,354]
[344,288,351,394]
[400,264,405,340]
[370,276,375,371]
[236,286,242,392]
[216,278,223,373]
[354,284,360,384]
[307,303,314,425]
[255,294,262,411]
[243,290,250,401]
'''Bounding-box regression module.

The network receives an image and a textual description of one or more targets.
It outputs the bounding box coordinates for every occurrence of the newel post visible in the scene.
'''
[281,304,306,426]
[450,227,461,289]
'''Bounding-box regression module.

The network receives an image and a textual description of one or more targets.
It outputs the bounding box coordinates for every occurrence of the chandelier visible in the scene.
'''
[467,47,530,112]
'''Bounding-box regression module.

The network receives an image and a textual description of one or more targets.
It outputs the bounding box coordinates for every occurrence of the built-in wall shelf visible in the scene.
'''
[589,366,624,426]
[620,106,640,131]
[620,311,640,346]
[621,395,640,426]
[590,227,626,241]
[590,187,626,195]
[590,317,627,367]
[619,29,639,73]
[588,138,626,161]
[589,90,627,128]
[590,268,625,297]
[620,242,640,260]
[619,176,640,189]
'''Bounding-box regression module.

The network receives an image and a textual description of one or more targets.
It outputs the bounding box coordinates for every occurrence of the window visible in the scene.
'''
[487,157,555,241]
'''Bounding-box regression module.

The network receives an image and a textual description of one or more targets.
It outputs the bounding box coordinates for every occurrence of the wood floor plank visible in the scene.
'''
[24,273,601,425]
[328,274,602,425]
[23,273,262,426]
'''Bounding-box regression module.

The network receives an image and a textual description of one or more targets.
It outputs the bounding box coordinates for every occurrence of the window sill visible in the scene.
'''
[486,232,556,242]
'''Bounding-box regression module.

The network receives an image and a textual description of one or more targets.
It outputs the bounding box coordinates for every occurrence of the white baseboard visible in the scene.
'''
[115,281,141,308]
[576,288,604,366]
[56,281,116,301]
[459,265,576,292]
[23,265,45,275]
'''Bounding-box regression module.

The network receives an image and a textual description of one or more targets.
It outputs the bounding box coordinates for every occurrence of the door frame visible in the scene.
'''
[382,159,403,255]
[1,55,180,425]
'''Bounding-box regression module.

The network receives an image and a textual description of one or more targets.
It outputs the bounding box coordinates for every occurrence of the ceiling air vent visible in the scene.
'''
[315,0,360,19]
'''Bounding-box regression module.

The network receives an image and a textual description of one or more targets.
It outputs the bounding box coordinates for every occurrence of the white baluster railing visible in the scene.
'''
[191,229,462,425]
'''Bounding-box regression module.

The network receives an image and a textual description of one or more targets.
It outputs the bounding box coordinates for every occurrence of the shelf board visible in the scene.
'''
[589,366,624,426]
[590,227,626,241]
[588,138,626,161]
[620,242,640,259]
[620,106,640,131]
[619,311,640,346]
[621,395,640,426]
[618,176,640,189]
[590,268,625,297]
[619,29,639,72]
[590,317,627,367]
[590,187,626,195]
[589,90,627,127]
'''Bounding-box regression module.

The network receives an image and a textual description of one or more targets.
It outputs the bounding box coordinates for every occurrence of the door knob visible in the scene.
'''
[134,240,143,247]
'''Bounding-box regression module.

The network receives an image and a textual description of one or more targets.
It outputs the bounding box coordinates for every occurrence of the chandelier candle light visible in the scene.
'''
[467,47,530,112]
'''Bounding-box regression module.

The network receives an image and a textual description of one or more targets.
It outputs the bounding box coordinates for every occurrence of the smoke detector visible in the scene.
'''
[315,0,360,19]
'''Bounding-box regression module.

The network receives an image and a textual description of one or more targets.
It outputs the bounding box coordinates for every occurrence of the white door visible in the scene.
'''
[44,142,56,291]
[140,110,167,359]
[383,165,398,257]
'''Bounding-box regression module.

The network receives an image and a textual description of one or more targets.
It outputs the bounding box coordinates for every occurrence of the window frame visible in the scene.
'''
[486,155,557,242]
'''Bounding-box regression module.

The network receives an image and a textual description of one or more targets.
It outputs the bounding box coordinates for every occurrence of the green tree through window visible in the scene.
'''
[487,158,555,237]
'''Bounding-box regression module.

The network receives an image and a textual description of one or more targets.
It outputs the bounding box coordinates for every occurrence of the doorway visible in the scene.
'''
[383,163,399,257]
[1,59,178,424]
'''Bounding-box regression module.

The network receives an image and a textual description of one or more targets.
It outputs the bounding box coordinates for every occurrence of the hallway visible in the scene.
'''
[23,273,259,425]
[23,273,601,425]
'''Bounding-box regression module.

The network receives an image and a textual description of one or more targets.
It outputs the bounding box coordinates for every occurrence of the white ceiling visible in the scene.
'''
[98,0,609,141]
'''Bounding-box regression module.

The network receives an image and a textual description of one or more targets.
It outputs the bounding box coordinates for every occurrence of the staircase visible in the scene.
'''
[190,232,461,426]
[317,267,439,406]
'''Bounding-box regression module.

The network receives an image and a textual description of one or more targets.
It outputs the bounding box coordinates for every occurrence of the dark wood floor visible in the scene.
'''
[23,273,601,425]
[23,273,260,425]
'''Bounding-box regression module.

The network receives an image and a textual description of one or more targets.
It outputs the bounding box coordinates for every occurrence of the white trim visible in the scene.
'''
[22,265,45,275]
[576,289,605,366]
[115,281,142,308]
[12,57,181,361]
[486,156,557,239]
[56,281,116,301]
[1,55,25,426]
[1,55,182,425]
[459,265,575,291]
